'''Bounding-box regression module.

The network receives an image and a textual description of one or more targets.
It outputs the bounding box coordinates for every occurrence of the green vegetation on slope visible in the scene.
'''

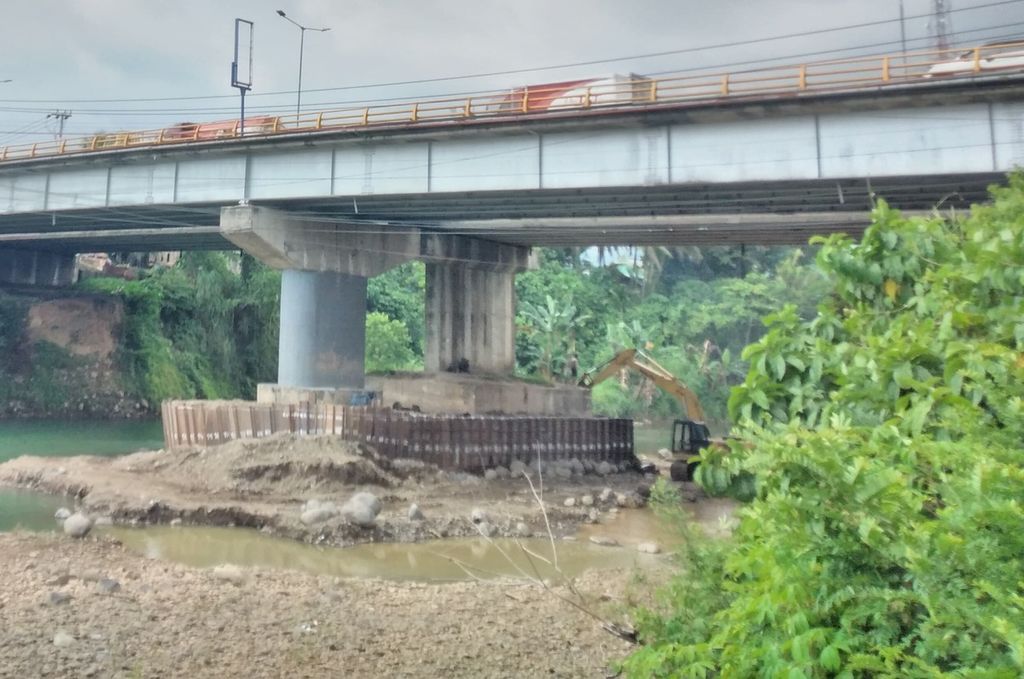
[78,252,281,404]
[625,176,1024,677]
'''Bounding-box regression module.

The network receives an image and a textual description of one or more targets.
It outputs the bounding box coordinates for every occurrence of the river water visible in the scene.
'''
[0,418,689,582]
[0,419,163,532]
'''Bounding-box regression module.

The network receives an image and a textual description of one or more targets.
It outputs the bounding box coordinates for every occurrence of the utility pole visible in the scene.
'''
[276,10,331,117]
[47,110,71,139]
[898,0,908,54]
[929,0,954,54]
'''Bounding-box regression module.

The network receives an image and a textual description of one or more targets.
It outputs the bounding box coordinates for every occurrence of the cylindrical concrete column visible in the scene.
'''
[278,269,368,389]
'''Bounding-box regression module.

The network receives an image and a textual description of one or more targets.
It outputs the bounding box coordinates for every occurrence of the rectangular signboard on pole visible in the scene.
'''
[232,18,254,136]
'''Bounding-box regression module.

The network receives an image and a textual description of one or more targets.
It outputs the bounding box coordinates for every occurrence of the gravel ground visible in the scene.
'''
[0,532,639,678]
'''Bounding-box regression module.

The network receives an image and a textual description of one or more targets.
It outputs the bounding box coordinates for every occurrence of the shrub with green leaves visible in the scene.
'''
[625,176,1024,677]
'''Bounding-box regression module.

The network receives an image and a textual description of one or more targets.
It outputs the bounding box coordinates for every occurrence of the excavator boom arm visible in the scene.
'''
[579,348,706,422]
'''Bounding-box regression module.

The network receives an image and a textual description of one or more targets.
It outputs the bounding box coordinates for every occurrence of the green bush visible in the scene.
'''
[77,252,280,405]
[625,176,1024,677]
[365,312,419,373]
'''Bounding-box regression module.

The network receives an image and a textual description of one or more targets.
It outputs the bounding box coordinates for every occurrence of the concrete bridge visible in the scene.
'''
[1,45,1022,408]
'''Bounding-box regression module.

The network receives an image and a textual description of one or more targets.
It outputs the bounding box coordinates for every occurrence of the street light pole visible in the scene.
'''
[276,10,330,117]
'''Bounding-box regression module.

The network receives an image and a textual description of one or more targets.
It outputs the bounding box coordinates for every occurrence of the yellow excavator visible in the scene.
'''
[578,347,718,481]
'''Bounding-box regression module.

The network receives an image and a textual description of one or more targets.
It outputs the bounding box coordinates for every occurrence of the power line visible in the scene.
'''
[0,0,1020,109]
[0,21,1018,128]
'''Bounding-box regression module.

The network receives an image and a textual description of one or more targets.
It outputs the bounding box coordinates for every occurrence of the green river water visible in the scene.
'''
[0,419,163,532]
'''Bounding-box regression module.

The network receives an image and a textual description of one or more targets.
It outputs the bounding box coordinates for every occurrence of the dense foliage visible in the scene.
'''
[515,247,826,427]
[626,177,1024,677]
[79,252,281,403]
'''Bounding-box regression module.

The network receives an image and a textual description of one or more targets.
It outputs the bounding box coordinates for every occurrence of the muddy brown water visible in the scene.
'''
[102,523,667,582]
[98,505,737,582]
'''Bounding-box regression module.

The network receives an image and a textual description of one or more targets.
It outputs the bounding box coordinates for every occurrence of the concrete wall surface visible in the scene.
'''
[366,373,592,416]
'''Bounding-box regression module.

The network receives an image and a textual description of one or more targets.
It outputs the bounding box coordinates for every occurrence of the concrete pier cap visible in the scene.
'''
[219,205,550,409]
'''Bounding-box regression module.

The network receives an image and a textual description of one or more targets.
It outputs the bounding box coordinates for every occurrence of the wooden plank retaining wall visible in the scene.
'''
[161,400,634,472]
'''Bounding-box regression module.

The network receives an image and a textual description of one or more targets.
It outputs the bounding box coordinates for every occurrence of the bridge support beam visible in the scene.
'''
[0,248,77,287]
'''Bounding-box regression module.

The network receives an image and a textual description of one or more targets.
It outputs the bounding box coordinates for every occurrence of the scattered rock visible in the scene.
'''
[638,461,658,475]
[211,564,245,585]
[62,513,93,539]
[340,492,380,528]
[93,516,113,527]
[586,509,600,524]
[52,631,74,648]
[53,507,72,523]
[636,542,662,555]
[476,521,497,538]
[657,447,672,460]
[97,578,121,594]
[589,536,619,547]
[301,506,338,525]
[615,492,644,509]
[169,518,183,527]
[46,574,71,587]
[570,459,585,476]
[596,461,613,476]
[350,492,381,515]
[636,483,652,500]
[470,508,488,524]
[563,497,577,507]
[509,460,527,477]
[408,503,425,521]
[47,591,71,606]
[598,487,614,503]
[582,460,595,473]
[484,469,498,481]
[580,494,594,507]
[514,522,531,538]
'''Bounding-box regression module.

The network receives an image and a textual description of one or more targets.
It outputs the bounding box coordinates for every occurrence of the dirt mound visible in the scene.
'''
[115,434,401,497]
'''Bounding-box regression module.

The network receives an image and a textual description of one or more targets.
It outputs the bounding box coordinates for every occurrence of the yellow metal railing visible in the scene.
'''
[2,41,1022,163]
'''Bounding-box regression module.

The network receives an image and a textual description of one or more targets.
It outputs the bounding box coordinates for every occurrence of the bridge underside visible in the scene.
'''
[0,173,1003,252]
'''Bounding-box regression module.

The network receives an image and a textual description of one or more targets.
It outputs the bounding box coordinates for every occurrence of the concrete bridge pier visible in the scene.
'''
[277,269,368,390]
[425,263,516,375]
[220,204,556,410]
[0,248,77,287]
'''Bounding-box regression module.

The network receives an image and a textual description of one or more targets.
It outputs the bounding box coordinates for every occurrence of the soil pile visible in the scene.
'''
[115,434,399,498]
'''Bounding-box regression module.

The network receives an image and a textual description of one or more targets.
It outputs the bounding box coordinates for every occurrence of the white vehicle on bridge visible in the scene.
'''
[926,41,1024,77]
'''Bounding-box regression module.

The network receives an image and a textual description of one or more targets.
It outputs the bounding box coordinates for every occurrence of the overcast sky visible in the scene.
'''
[0,0,1018,145]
